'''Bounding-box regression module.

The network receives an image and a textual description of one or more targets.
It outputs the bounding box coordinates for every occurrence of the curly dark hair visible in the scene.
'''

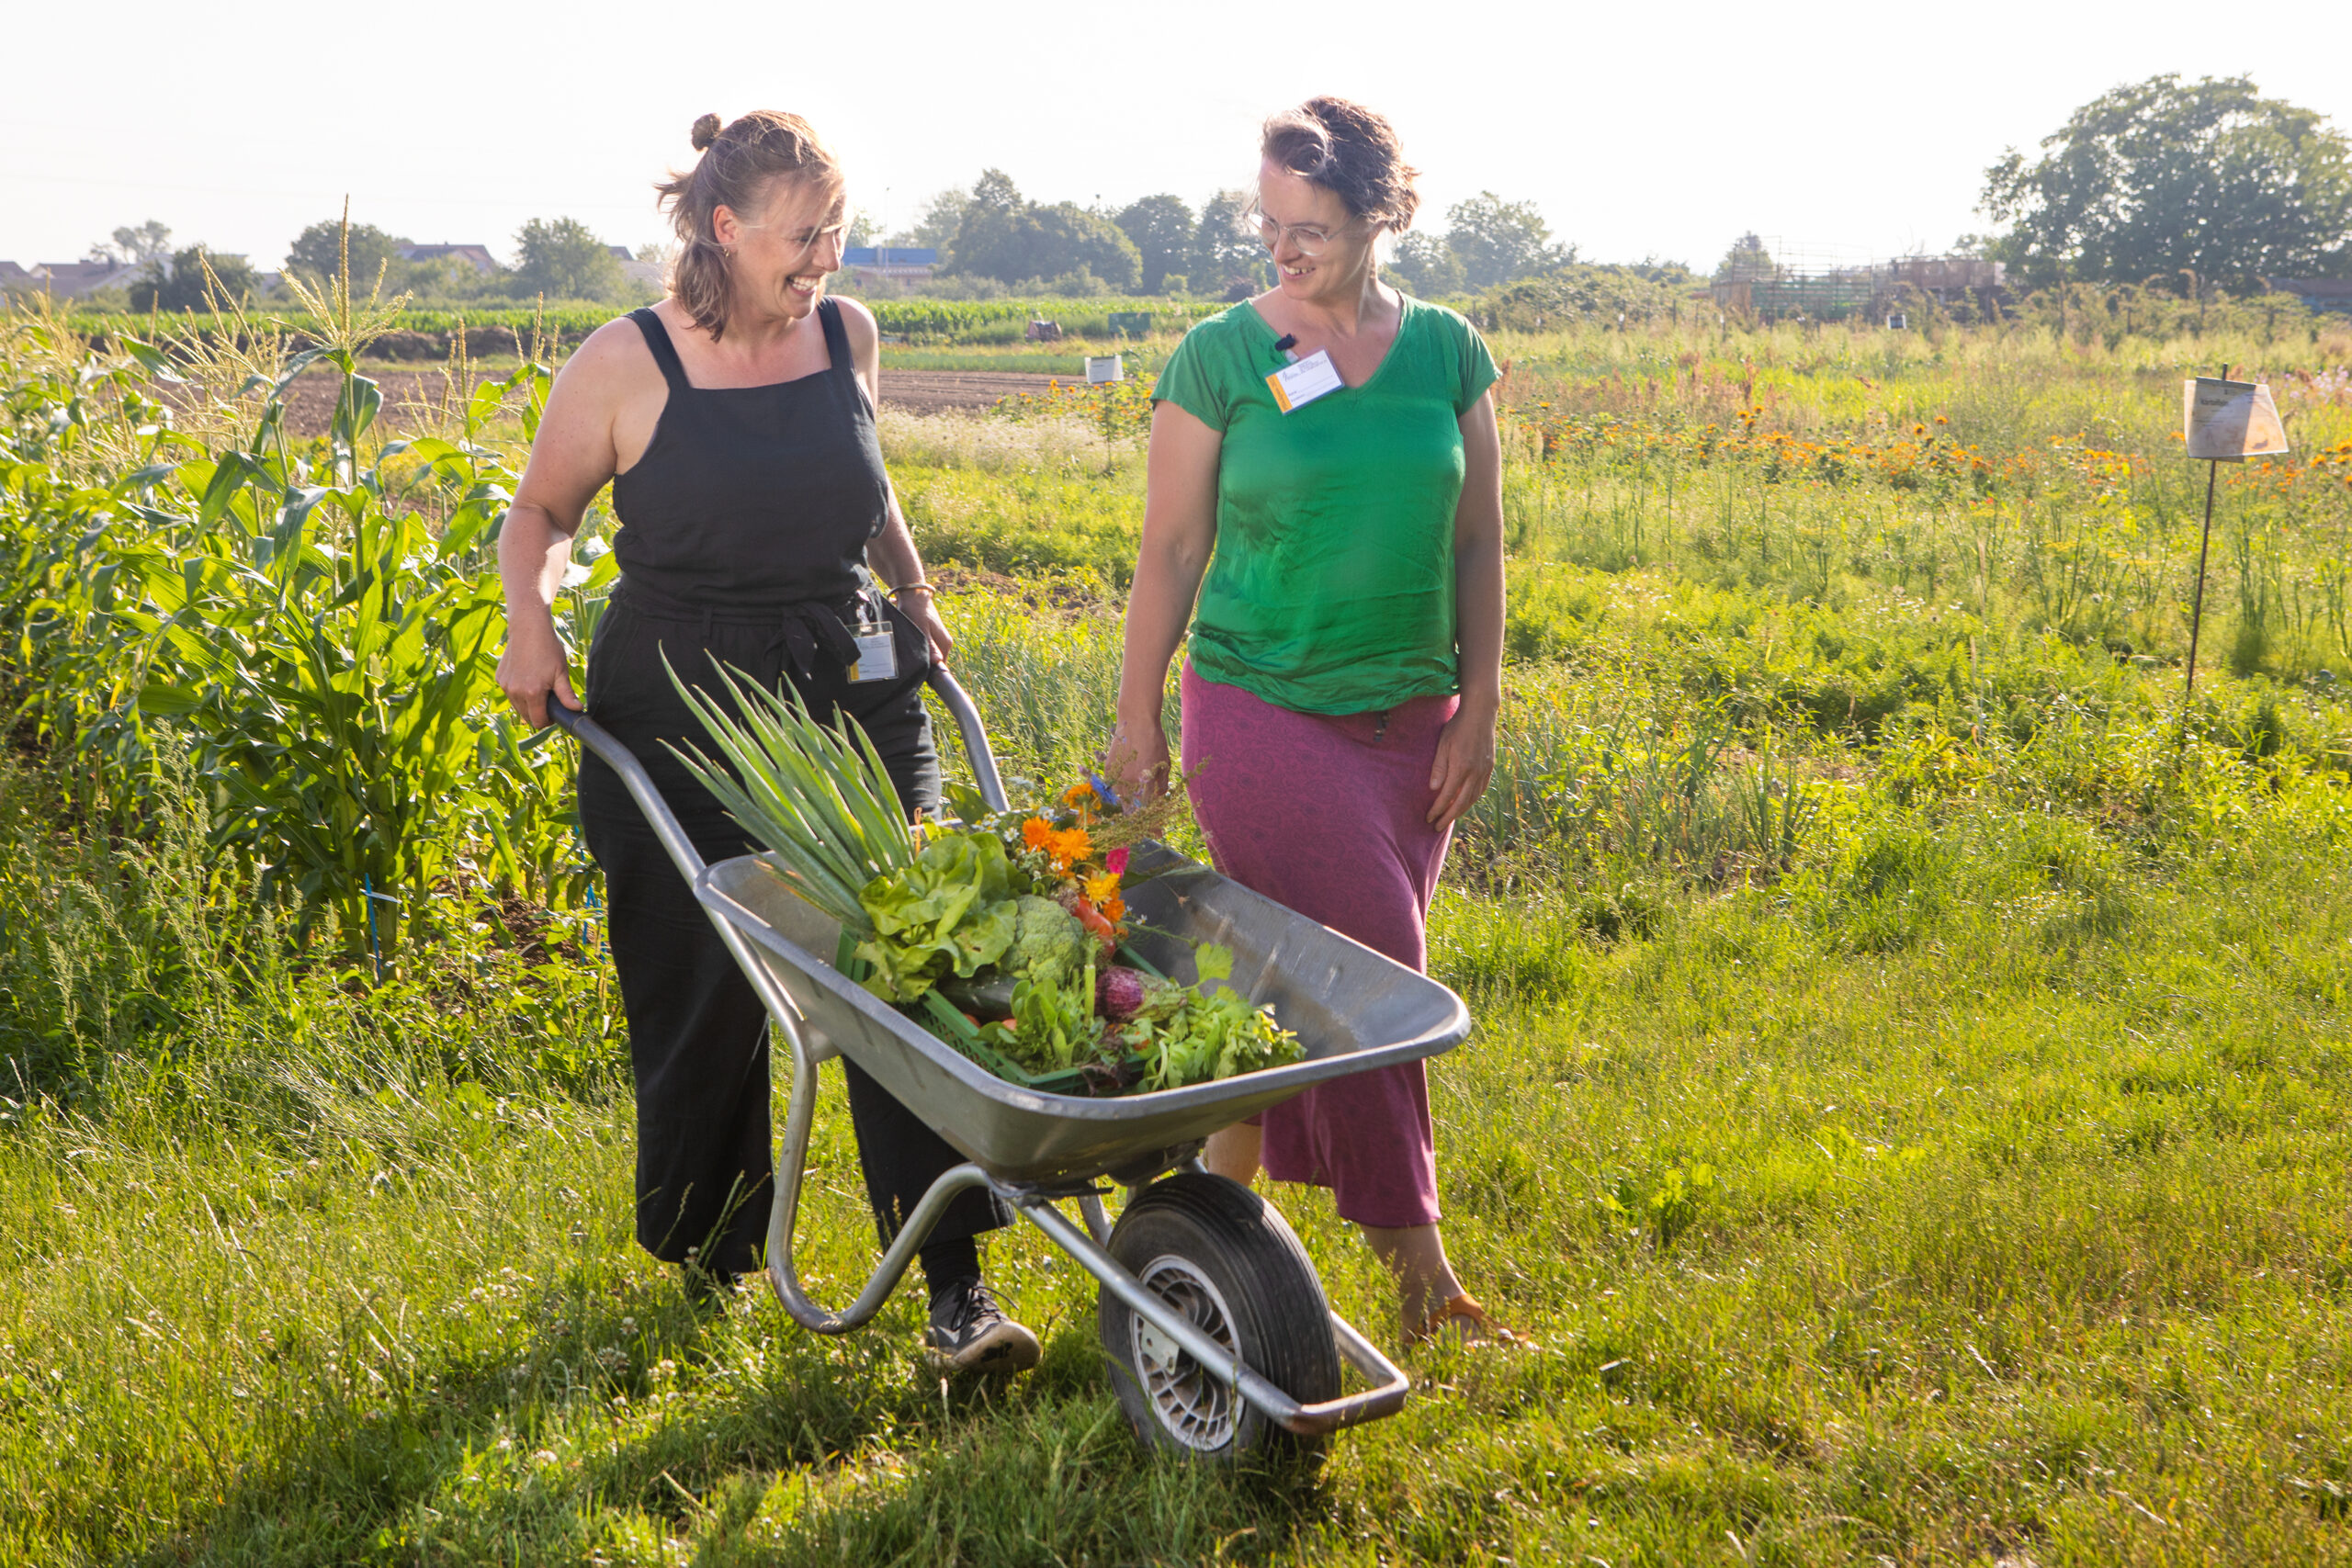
[1259,96,1420,231]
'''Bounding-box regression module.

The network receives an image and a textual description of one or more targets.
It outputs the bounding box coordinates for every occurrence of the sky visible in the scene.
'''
[5,0,2348,276]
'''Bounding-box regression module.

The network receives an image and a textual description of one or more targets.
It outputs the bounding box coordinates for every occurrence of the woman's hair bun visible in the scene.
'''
[690,113,722,152]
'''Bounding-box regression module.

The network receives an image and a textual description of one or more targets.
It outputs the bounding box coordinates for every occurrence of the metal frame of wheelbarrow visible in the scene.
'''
[550,669,1465,1439]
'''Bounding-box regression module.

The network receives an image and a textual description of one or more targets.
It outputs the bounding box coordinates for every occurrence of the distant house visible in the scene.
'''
[0,259,144,299]
[396,243,499,276]
[842,246,937,287]
[603,245,666,291]
[2266,278,2352,315]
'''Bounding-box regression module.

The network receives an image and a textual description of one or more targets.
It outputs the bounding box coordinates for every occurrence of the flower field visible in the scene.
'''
[2,288,2352,1563]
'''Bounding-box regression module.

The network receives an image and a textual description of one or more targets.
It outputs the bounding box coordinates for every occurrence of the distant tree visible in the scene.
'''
[1114,194,1193,292]
[947,173,1141,290]
[1190,190,1264,299]
[1713,232,1780,281]
[129,245,260,311]
[1981,73,2352,293]
[88,220,174,267]
[1445,193,1571,288]
[510,217,626,301]
[1386,230,1466,297]
[285,220,411,288]
[894,187,971,251]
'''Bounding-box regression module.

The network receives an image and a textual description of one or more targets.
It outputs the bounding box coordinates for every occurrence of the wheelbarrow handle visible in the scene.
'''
[545,666,1006,839]
[545,694,707,884]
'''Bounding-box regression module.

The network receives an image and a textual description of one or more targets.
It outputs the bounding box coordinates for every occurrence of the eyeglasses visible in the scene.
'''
[737,205,854,260]
[1239,206,1356,258]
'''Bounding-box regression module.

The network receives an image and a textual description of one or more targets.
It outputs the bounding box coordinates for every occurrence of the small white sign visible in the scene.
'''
[2184,378,2290,460]
[1085,355,1124,384]
[1265,347,1344,413]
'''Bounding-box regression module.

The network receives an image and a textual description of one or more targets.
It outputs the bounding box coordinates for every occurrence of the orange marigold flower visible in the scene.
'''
[1021,818,1054,852]
[1043,824,1092,870]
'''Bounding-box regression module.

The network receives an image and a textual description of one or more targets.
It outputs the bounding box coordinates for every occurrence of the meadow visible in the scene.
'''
[1,283,2351,1565]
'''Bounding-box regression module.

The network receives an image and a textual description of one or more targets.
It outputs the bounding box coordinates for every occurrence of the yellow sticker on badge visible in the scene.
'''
[1266,348,1344,413]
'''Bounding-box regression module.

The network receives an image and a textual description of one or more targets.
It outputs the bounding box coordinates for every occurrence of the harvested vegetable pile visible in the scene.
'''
[667,660,1303,1095]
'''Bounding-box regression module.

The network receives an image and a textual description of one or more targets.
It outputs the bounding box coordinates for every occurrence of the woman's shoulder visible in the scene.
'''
[563,310,665,383]
[1395,293,1485,345]
[1171,303,1267,356]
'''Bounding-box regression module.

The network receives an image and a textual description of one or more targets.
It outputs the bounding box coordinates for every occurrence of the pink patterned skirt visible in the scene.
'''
[1179,662,1458,1228]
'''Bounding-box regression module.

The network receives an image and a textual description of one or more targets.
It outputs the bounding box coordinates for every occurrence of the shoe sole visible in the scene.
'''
[925,1320,1043,1377]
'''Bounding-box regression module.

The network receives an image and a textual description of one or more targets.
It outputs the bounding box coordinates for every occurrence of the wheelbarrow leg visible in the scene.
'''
[751,966,998,1333]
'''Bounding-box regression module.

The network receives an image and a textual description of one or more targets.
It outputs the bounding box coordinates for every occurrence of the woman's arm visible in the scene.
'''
[1111,400,1223,798]
[495,322,631,728]
[1427,390,1505,828]
[838,298,954,664]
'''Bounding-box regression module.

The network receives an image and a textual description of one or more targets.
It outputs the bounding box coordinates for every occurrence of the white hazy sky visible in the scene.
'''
[5,0,2347,275]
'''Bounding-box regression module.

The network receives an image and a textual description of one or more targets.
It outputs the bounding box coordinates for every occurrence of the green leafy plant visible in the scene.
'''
[662,656,919,934]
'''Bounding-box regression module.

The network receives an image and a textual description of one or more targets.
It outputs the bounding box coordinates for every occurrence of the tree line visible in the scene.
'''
[881,173,1590,300]
[79,216,656,311]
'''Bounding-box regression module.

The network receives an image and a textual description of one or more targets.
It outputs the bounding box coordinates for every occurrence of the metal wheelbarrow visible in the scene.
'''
[550,669,1470,1460]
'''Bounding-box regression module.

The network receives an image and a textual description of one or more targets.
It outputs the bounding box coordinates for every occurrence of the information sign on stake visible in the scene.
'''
[2177,375,2290,731]
[1085,355,1124,385]
[2183,378,2289,460]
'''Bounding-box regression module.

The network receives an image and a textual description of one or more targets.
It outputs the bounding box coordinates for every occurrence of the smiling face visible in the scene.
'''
[1255,158,1377,306]
[711,175,848,327]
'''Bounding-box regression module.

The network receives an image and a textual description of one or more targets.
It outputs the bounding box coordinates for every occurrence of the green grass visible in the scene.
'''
[6,309,2352,1563]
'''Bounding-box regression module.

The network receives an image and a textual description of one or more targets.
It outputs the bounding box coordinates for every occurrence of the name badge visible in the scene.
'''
[848,619,899,683]
[1265,348,1344,413]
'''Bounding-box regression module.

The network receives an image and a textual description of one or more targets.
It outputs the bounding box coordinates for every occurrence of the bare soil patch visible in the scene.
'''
[266,367,1069,434]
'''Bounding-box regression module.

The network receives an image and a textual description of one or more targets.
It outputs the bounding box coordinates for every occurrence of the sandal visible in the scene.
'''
[1404,1292,1536,1349]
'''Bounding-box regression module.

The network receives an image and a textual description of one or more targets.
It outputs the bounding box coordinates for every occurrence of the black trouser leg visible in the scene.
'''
[579,598,1007,1279]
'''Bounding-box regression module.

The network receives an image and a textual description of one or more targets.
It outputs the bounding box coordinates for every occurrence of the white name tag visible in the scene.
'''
[1265,348,1344,413]
[849,622,898,683]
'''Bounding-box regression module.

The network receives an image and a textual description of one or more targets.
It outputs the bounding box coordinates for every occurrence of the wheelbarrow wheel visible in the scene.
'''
[1097,1172,1340,1462]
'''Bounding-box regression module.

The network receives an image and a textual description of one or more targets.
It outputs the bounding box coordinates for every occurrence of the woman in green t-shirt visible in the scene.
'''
[1113,96,1524,1348]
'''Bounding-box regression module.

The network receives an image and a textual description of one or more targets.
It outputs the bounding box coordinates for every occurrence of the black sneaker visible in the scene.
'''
[924,1277,1041,1376]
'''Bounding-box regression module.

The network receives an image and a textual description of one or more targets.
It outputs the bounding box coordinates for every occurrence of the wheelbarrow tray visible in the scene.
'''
[695,840,1471,1187]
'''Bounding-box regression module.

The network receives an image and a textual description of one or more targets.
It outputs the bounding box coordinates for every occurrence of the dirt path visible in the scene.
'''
[274,367,1071,435]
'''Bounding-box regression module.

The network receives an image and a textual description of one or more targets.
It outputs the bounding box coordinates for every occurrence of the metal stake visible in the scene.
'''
[2184,457,2219,707]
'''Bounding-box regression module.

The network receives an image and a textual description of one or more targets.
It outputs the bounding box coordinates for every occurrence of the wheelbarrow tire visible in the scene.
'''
[1098,1172,1340,1464]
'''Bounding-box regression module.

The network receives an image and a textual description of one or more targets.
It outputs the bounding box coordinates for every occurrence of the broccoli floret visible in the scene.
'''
[1007,895,1092,987]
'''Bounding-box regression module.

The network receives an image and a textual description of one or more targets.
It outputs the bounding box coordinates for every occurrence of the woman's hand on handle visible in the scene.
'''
[496,618,580,730]
[897,585,956,667]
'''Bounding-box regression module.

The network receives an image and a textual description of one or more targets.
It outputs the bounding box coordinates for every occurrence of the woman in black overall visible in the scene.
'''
[496,110,1038,1376]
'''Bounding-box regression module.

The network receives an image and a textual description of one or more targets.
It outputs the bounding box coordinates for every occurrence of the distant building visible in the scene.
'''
[1710,238,2007,321]
[0,258,145,299]
[842,246,937,287]
[599,245,665,291]
[396,243,499,275]
[2265,278,2352,315]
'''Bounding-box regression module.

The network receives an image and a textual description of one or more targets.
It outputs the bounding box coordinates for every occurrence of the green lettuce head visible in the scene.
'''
[853,829,1019,1002]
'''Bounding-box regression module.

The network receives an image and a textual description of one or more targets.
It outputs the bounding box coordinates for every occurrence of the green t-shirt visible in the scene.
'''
[1152,296,1498,716]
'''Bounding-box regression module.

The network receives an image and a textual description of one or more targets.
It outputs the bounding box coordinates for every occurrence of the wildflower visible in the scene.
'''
[1080,769,1125,812]
[1083,871,1121,906]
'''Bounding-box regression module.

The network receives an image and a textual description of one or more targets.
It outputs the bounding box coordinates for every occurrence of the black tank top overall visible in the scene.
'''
[577,299,992,1279]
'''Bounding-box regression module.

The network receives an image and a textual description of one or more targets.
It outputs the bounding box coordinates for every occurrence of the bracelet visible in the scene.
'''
[887,581,936,600]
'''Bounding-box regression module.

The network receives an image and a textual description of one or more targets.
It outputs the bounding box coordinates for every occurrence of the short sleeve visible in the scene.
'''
[1452,312,1499,415]
[1151,319,1231,431]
